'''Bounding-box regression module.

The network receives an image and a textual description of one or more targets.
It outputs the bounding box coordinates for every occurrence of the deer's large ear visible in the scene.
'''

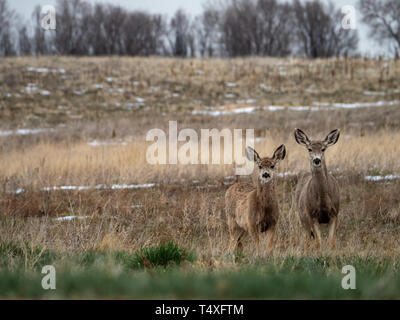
[324,129,340,147]
[245,146,261,163]
[294,129,310,148]
[272,144,286,162]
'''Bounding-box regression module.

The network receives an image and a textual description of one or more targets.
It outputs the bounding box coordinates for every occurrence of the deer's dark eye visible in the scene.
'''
[321,148,326,152]
[270,165,275,169]
[258,165,262,169]
[308,148,312,152]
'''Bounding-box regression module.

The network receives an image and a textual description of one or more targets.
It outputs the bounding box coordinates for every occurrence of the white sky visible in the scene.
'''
[9,0,391,56]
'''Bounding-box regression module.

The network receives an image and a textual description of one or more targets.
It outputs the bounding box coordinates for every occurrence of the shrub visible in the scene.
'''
[128,242,194,269]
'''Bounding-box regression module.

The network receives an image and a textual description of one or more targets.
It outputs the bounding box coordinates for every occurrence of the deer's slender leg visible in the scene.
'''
[250,230,260,257]
[328,216,338,249]
[312,221,322,251]
[234,232,245,252]
[265,226,276,255]
[300,217,312,253]
[228,217,240,252]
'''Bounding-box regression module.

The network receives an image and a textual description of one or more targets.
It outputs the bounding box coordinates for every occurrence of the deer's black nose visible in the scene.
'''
[262,172,270,179]
[313,158,321,165]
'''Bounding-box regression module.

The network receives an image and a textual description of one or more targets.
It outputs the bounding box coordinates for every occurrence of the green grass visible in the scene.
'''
[0,241,400,299]
[126,241,195,269]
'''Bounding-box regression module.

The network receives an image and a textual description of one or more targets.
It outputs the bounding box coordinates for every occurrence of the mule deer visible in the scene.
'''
[294,129,340,250]
[225,144,286,255]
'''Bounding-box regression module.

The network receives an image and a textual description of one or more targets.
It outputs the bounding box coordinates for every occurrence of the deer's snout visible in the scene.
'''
[262,172,270,179]
[313,157,321,166]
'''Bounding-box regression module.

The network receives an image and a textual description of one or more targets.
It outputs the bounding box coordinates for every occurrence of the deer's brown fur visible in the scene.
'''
[225,145,286,255]
[294,129,340,250]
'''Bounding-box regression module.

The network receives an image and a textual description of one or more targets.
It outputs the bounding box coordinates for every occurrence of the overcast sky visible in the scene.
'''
[9,0,391,57]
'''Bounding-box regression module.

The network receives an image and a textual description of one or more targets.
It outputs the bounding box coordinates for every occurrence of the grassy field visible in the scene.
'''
[0,56,399,299]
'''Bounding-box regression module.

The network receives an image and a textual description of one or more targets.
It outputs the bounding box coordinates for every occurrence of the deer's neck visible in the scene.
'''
[256,181,275,208]
[311,161,329,202]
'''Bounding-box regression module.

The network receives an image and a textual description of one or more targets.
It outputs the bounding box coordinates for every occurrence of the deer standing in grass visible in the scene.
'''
[294,129,340,250]
[225,145,286,256]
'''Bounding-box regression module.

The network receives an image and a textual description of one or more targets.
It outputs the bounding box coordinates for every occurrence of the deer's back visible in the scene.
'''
[225,182,254,214]
[225,182,254,228]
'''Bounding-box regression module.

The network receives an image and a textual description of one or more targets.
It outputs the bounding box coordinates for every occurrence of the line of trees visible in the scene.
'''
[0,0,398,58]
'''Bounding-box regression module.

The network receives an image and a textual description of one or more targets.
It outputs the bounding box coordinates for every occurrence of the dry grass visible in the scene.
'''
[0,129,398,189]
[1,56,400,128]
[0,57,400,289]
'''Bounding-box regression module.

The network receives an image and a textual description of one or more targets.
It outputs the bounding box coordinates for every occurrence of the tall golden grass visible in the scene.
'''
[0,129,398,189]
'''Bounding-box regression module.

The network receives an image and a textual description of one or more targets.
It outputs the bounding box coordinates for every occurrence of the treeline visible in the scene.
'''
[0,0,398,58]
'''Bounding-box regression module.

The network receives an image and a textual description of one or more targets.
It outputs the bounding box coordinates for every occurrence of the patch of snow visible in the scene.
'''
[0,128,54,137]
[131,204,143,208]
[110,183,156,190]
[263,105,285,111]
[35,68,49,73]
[87,140,127,147]
[365,175,400,182]
[237,99,257,104]
[277,172,297,178]
[35,183,156,194]
[25,83,38,94]
[259,84,272,91]
[42,186,91,191]
[314,100,399,109]
[54,215,89,221]
[13,188,25,195]
[226,82,237,87]
[288,106,321,111]
[40,90,51,96]
[192,106,257,116]
[363,91,386,96]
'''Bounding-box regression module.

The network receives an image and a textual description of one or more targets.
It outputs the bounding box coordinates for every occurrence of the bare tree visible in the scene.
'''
[0,0,16,56]
[169,9,193,57]
[220,2,252,56]
[101,4,127,55]
[54,0,92,55]
[219,0,294,57]
[257,0,294,56]
[32,5,49,55]
[194,8,220,57]
[123,12,166,56]
[293,0,358,58]
[88,3,107,55]
[359,0,400,55]
[18,25,32,55]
